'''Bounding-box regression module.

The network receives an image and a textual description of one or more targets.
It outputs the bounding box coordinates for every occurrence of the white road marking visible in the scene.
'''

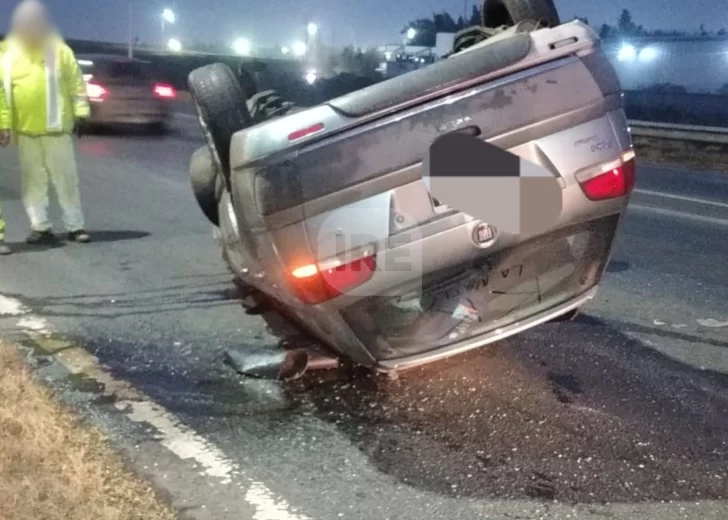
[634,189,728,209]
[1,292,310,520]
[123,400,238,484]
[697,318,728,328]
[628,204,728,226]
[246,482,310,520]
[175,112,197,120]
[0,294,28,315]
[16,316,51,333]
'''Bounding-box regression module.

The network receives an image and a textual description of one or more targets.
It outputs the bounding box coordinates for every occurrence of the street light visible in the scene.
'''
[281,46,290,55]
[406,27,417,40]
[233,38,251,56]
[167,38,182,52]
[162,8,176,24]
[292,41,307,57]
[305,69,317,84]
[307,22,318,37]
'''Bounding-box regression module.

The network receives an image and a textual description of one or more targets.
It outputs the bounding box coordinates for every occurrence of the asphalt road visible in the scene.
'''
[0,116,727,520]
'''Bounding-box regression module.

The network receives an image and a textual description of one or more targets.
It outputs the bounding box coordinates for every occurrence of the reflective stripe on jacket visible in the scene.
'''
[0,34,90,135]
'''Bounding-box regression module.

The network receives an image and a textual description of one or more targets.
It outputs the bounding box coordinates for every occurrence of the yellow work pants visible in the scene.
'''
[16,133,85,233]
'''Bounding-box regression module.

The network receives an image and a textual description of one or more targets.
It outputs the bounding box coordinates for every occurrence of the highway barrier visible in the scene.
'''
[628,121,728,144]
[623,90,728,128]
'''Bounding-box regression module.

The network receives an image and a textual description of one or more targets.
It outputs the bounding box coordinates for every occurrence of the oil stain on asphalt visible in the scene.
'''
[291,317,728,504]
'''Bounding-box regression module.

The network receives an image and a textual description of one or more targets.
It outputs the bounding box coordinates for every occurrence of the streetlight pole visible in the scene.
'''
[127,0,133,58]
[306,22,319,69]
[161,8,176,47]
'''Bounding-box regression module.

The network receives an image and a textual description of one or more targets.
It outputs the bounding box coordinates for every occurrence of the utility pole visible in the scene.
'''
[127,0,134,58]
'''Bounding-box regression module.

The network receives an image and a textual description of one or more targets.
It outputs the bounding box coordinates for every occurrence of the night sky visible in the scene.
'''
[1,0,726,48]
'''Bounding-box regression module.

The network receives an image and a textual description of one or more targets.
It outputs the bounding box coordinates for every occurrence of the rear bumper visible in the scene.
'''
[376,285,598,371]
[89,103,170,125]
[90,116,168,125]
[332,214,622,370]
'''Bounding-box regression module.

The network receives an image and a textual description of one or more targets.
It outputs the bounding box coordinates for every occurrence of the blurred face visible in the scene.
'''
[16,22,49,47]
[12,3,51,48]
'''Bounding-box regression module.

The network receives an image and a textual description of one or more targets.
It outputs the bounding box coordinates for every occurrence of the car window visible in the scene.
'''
[77,59,95,77]
[98,60,151,81]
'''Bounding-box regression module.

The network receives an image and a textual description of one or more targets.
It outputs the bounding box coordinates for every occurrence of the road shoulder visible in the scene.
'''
[0,341,176,520]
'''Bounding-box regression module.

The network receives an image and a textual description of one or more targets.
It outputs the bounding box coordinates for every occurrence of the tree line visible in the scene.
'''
[597,9,727,38]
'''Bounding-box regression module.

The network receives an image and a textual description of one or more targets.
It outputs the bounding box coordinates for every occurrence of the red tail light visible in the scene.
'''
[86,82,109,102]
[577,151,636,201]
[288,253,377,304]
[153,83,177,99]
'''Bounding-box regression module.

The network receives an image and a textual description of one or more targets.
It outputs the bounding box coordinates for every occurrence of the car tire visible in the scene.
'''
[190,145,224,226]
[481,0,560,28]
[188,63,253,190]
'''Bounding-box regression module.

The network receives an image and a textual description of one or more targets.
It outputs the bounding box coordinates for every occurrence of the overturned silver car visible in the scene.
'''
[188,1,635,375]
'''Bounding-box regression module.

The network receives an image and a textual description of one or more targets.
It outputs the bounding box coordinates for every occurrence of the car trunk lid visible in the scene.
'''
[95,59,157,101]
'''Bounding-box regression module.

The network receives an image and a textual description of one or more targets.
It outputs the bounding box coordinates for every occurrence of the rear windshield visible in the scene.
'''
[92,60,151,81]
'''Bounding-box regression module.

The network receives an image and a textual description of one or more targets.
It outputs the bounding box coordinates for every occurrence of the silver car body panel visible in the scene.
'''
[229,22,607,167]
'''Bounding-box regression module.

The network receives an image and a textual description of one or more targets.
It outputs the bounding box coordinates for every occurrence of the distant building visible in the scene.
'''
[434,33,455,58]
[376,32,456,78]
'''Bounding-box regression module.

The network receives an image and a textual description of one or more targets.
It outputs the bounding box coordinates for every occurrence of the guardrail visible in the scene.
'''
[623,90,728,128]
[628,120,728,145]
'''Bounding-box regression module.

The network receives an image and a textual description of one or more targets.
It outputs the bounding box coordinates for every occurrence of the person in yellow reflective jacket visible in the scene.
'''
[0,0,91,245]
[0,43,11,254]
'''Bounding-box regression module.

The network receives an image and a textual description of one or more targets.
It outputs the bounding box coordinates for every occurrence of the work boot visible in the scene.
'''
[67,230,91,243]
[0,242,11,255]
[26,230,56,244]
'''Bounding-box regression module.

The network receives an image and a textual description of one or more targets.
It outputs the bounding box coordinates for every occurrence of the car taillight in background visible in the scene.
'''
[153,83,177,99]
[86,82,109,102]
[576,150,636,201]
[288,250,377,304]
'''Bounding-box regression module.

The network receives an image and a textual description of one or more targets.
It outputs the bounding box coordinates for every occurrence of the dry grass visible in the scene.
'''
[634,136,728,174]
[0,343,177,520]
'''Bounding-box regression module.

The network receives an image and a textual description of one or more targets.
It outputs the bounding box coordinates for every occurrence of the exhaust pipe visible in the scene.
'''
[224,345,339,381]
